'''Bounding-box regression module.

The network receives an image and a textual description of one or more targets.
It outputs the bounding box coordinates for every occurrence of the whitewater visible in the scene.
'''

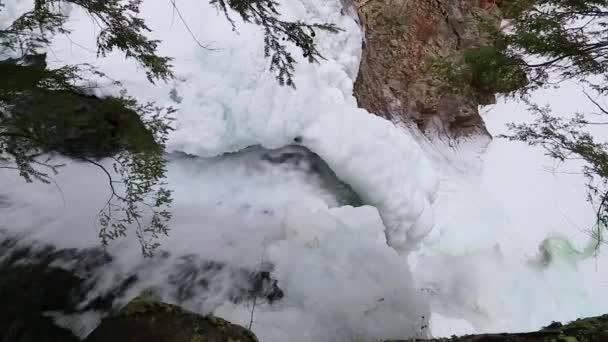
[1,0,607,341]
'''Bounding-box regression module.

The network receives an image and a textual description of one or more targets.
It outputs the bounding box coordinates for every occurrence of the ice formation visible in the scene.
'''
[1,0,608,341]
[23,0,437,251]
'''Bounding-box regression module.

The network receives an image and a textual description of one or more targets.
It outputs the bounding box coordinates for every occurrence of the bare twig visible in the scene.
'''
[169,0,217,51]
[582,88,608,116]
[249,242,268,330]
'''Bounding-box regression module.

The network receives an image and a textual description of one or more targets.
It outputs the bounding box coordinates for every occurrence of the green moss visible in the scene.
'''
[463,46,529,95]
[119,296,160,317]
[119,293,183,319]
[11,89,159,157]
[85,294,258,342]
[426,46,529,105]
[207,315,228,327]
[191,332,205,342]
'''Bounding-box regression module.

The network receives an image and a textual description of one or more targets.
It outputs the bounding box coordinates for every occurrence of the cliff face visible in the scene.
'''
[353,0,500,140]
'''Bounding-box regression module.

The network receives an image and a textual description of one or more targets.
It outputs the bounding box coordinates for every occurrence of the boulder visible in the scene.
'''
[84,294,258,342]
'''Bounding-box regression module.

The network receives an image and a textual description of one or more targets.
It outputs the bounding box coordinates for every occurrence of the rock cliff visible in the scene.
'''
[352,0,501,140]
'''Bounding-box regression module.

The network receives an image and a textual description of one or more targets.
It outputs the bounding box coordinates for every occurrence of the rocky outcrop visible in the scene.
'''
[1,54,160,159]
[352,0,501,139]
[84,294,258,342]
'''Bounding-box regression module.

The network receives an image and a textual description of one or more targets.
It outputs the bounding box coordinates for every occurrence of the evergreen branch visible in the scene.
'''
[210,0,340,86]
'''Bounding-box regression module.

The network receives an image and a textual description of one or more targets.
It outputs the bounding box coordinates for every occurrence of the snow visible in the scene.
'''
[2,0,608,341]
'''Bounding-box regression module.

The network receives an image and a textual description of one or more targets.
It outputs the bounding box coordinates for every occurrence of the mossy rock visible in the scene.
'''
[84,294,258,342]
[8,89,158,158]
[1,61,159,159]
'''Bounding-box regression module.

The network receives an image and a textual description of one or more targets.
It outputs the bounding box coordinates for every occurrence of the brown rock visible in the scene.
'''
[352,0,501,140]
